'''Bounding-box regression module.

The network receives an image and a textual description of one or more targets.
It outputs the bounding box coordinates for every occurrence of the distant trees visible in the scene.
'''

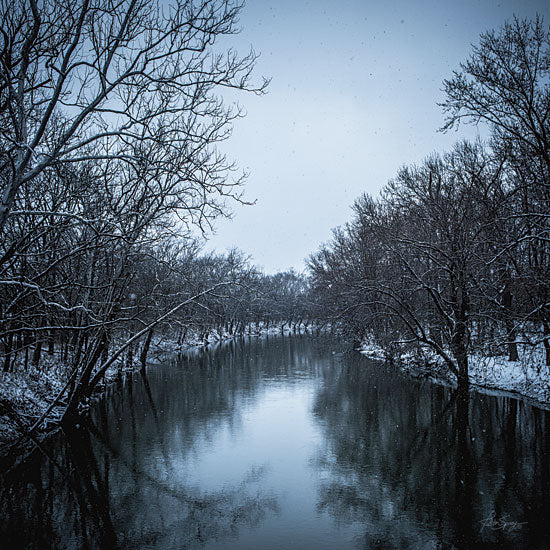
[310,16,550,384]
[149,253,314,342]
[255,270,313,331]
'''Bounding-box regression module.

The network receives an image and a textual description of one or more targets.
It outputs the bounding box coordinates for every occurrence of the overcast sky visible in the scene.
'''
[203,0,549,274]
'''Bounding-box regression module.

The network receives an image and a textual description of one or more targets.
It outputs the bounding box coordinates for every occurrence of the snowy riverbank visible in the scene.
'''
[360,340,550,408]
[0,353,129,448]
[0,323,321,449]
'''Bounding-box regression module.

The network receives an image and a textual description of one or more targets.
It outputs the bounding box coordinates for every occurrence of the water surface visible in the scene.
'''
[1,336,549,549]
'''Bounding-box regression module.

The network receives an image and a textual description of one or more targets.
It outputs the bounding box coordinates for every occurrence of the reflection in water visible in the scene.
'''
[312,357,550,549]
[0,335,549,549]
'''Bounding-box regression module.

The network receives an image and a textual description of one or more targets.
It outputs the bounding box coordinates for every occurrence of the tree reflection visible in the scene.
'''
[312,355,550,549]
[0,354,281,549]
[0,425,116,549]
[454,387,475,548]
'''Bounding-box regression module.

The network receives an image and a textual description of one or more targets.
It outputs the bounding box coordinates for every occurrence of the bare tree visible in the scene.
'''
[0,0,268,232]
[441,15,550,177]
[309,142,507,386]
[441,15,550,365]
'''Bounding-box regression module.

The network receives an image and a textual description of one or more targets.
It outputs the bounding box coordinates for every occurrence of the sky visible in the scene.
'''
[203,0,550,274]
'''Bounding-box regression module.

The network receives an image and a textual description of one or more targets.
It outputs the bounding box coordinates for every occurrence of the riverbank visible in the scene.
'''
[0,353,129,450]
[0,323,321,451]
[359,340,550,408]
[8,325,545,453]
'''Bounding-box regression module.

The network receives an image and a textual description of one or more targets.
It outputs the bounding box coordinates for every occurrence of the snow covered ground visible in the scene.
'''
[468,347,550,406]
[359,340,550,408]
[0,357,70,445]
[147,323,322,360]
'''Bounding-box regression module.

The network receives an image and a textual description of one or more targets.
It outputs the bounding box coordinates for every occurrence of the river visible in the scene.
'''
[1,335,549,549]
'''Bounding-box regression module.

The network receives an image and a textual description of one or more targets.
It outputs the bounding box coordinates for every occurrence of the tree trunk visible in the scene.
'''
[32,337,43,368]
[48,330,55,356]
[140,328,154,372]
[64,331,108,419]
[543,320,550,368]
[2,333,13,372]
[501,280,518,361]
[24,335,29,371]
[456,353,469,390]
[451,276,470,389]
[101,335,110,364]
[126,342,134,369]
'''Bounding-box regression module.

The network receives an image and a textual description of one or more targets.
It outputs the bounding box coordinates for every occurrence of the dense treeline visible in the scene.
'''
[123,248,315,350]
[309,16,550,386]
[0,0,317,423]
